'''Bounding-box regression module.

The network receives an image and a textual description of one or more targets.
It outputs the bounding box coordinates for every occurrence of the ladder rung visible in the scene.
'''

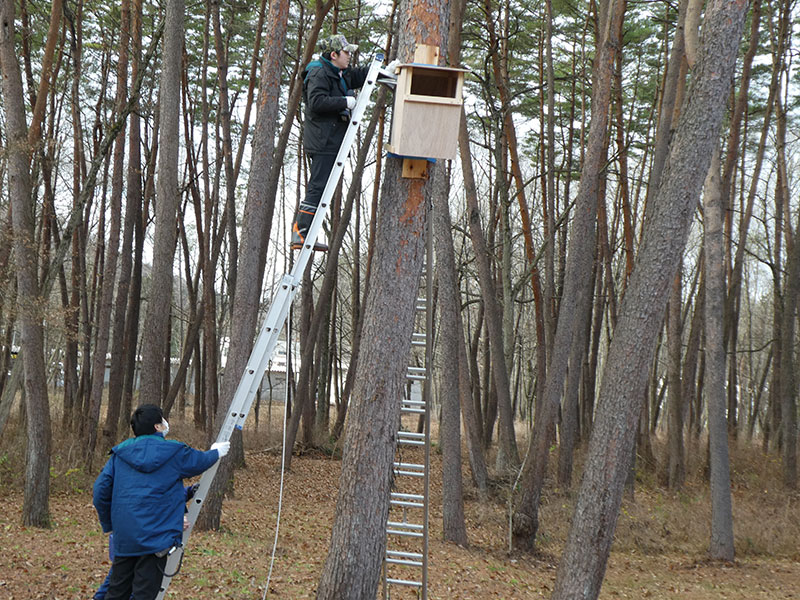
[392,492,424,501]
[394,468,425,477]
[397,439,425,446]
[393,461,425,471]
[386,557,423,567]
[387,520,424,530]
[397,431,425,446]
[387,528,424,538]
[387,550,423,560]
[406,373,426,381]
[390,499,424,509]
[385,577,423,587]
[393,462,425,476]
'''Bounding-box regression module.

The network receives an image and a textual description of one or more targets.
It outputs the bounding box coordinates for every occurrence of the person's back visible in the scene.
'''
[93,404,228,600]
[95,434,211,556]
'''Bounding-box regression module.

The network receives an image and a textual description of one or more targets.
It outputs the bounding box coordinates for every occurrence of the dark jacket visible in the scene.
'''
[302,57,369,155]
[93,434,219,557]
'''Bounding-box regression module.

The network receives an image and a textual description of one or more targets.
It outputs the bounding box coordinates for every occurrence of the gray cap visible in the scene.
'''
[319,34,358,54]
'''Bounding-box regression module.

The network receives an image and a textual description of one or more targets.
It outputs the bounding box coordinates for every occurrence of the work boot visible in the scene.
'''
[290,224,328,252]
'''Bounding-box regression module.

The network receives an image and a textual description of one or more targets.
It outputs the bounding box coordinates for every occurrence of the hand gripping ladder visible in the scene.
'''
[155,54,392,600]
[382,212,433,599]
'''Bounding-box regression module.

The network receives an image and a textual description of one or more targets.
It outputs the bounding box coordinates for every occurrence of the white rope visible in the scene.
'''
[262,315,292,599]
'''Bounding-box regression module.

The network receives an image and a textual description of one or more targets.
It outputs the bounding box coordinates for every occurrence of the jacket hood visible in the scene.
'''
[112,435,184,474]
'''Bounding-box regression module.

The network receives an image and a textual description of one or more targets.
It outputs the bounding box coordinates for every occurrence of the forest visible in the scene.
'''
[1,0,799,597]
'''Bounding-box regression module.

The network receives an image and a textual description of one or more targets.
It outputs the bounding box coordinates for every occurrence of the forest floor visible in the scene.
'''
[1,415,800,599]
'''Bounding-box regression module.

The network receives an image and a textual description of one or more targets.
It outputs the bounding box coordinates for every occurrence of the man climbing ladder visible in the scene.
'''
[290,33,398,252]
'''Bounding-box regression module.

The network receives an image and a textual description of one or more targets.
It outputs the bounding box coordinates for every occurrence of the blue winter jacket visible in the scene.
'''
[93,434,219,557]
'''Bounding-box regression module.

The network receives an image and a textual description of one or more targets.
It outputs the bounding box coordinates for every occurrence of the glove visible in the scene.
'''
[186,483,200,500]
[345,96,356,110]
[385,59,400,75]
[210,441,230,458]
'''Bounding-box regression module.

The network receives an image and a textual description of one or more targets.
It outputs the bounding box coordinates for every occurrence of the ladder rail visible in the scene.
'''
[383,189,433,600]
[155,53,388,600]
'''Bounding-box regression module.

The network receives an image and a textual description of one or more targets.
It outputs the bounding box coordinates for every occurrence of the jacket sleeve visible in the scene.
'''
[344,65,370,91]
[306,68,347,115]
[93,458,115,533]
[177,445,222,479]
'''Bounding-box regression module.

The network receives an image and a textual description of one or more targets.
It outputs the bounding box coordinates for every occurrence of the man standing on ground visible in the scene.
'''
[290,33,369,252]
[93,404,230,600]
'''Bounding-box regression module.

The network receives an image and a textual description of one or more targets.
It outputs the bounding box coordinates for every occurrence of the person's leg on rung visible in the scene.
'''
[291,153,336,250]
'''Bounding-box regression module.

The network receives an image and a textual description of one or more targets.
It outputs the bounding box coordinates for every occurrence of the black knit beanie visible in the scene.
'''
[131,404,163,436]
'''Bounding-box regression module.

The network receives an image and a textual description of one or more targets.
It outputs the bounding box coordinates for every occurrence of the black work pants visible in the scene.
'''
[104,553,167,600]
[293,153,337,234]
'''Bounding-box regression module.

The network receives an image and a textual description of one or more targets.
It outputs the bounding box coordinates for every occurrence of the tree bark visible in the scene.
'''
[550,1,748,596]
[0,0,52,527]
[433,168,469,544]
[704,147,735,560]
[666,269,685,489]
[512,0,625,551]
[315,1,449,594]
[195,0,295,531]
[138,0,184,406]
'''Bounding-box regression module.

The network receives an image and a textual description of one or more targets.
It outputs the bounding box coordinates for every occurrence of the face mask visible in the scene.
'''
[161,419,170,437]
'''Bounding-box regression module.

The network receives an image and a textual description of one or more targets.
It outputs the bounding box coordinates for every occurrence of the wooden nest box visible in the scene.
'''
[387,62,468,161]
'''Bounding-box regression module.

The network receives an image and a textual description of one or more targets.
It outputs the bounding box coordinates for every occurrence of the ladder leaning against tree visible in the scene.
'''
[154,53,396,600]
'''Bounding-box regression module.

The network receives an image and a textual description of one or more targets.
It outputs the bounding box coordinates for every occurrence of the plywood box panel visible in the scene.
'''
[388,64,467,160]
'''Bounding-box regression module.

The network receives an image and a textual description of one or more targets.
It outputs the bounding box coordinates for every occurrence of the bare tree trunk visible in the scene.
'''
[0,0,52,527]
[105,0,139,448]
[197,0,300,531]
[704,147,735,560]
[550,1,748,596]
[138,0,184,406]
[458,106,518,470]
[86,0,129,463]
[512,0,625,551]
[666,269,685,488]
[315,3,449,595]
[433,168,469,544]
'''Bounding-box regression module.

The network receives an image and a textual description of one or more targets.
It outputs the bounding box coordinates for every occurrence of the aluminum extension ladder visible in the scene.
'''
[155,53,393,600]
[381,211,433,599]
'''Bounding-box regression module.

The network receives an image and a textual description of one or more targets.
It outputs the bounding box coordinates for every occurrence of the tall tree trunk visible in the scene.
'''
[315,3,449,595]
[104,0,137,447]
[86,0,129,463]
[666,268,685,488]
[138,0,184,406]
[0,0,52,527]
[550,1,748,596]
[197,0,296,530]
[433,168,469,544]
[512,0,625,551]
[704,147,735,560]
[458,107,518,470]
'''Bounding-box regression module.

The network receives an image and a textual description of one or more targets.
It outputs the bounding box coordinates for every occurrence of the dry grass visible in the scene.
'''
[1,408,799,599]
